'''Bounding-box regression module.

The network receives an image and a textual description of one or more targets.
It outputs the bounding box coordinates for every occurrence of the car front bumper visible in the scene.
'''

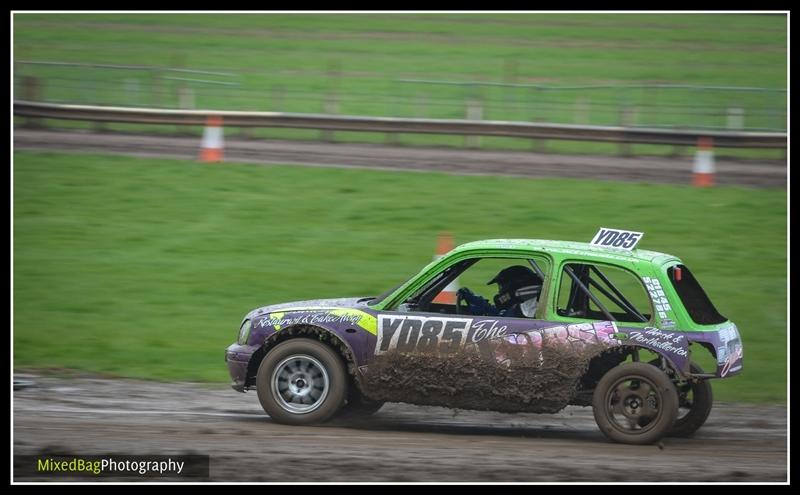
[225,343,258,392]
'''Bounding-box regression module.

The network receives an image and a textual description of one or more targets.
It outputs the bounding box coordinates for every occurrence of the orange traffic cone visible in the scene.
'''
[199,115,224,162]
[692,137,715,187]
[432,232,460,304]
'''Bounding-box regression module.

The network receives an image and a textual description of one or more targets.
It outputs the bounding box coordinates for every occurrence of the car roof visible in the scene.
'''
[450,239,678,265]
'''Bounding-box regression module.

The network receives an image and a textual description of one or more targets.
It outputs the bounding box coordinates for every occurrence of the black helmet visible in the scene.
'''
[487,265,543,311]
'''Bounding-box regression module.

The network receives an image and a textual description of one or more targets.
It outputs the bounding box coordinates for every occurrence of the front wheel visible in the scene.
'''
[256,338,348,425]
[337,389,384,418]
[592,362,679,445]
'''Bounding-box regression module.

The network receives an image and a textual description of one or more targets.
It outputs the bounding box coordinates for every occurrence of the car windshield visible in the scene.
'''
[367,281,407,307]
[668,264,727,325]
[368,261,466,308]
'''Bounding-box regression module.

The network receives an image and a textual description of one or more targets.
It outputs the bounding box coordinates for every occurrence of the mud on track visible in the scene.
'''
[13,373,786,482]
[13,129,787,187]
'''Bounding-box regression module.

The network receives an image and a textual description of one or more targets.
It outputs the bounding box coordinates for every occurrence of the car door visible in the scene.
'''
[359,253,603,412]
[373,254,552,358]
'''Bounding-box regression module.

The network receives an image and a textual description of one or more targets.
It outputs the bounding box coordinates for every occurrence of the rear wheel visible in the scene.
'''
[592,362,679,445]
[256,338,347,425]
[669,362,713,437]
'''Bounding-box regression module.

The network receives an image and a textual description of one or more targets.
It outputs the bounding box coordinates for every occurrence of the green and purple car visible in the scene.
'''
[225,228,742,444]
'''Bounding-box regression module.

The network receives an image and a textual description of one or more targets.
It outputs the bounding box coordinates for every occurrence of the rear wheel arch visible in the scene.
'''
[579,345,686,393]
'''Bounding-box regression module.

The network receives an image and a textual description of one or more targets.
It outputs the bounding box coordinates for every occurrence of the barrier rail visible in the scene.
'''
[13,100,787,149]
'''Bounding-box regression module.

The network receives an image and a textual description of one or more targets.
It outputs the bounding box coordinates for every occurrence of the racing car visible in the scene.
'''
[225,228,742,444]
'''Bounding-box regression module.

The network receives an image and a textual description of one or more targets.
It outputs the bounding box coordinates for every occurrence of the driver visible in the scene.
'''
[457,265,543,318]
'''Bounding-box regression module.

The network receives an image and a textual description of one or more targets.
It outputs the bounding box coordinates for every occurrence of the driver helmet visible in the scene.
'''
[487,265,543,313]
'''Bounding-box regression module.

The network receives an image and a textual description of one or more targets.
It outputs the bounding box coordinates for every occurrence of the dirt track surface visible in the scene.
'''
[13,374,787,482]
[14,129,786,187]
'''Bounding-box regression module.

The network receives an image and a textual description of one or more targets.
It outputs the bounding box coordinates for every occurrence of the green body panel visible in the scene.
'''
[372,238,717,333]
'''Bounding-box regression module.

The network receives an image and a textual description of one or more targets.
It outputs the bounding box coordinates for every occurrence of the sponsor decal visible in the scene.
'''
[719,347,743,377]
[494,321,622,367]
[625,327,688,358]
[256,310,377,335]
[717,324,743,377]
[375,315,508,355]
[376,316,623,360]
[330,309,378,335]
[536,320,621,346]
[660,318,676,329]
[590,228,644,251]
[642,276,673,321]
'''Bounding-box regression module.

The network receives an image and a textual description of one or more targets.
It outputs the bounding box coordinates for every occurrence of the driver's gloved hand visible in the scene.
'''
[457,287,474,298]
[457,288,497,316]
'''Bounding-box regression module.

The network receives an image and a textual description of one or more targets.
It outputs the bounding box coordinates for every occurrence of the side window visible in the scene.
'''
[668,264,726,325]
[556,262,652,323]
[400,257,549,318]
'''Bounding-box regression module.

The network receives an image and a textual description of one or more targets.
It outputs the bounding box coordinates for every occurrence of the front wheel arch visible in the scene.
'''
[246,325,360,391]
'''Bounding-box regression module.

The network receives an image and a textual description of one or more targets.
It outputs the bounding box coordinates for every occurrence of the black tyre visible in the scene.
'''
[256,338,347,425]
[338,388,384,418]
[592,362,679,445]
[669,362,713,437]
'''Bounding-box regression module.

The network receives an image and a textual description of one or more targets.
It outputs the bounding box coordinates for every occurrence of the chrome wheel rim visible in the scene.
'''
[271,354,329,414]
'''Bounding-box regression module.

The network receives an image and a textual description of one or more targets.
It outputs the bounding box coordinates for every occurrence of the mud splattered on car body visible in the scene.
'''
[362,337,607,413]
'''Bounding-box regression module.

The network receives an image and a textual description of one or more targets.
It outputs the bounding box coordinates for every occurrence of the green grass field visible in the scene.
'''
[13,150,786,403]
[13,13,787,157]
